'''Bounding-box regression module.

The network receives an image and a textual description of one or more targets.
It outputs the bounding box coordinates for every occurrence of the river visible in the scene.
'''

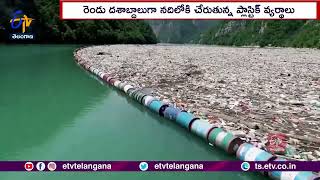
[0,45,266,180]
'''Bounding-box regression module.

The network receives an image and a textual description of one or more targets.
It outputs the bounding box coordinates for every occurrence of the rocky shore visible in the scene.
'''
[75,44,320,161]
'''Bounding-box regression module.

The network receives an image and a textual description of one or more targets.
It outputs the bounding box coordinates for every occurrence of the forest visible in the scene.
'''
[200,20,320,48]
[0,0,157,44]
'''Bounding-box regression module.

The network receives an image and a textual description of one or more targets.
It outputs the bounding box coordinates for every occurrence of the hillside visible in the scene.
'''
[200,20,320,48]
[147,20,220,43]
[0,0,157,44]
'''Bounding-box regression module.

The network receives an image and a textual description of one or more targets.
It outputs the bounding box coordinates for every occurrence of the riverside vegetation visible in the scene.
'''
[148,20,320,49]
[200,20,320,48]
[0,0,157,44]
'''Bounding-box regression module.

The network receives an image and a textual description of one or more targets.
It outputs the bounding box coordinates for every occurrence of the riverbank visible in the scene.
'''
[75,44,320,161]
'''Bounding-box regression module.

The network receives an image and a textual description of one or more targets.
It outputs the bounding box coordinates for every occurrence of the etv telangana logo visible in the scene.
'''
[9,10,35,40]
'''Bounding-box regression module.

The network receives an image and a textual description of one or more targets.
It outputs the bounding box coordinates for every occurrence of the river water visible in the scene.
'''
[0,45,266,180]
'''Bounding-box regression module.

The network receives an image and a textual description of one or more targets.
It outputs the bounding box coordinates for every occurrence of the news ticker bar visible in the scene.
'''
[60,1,320,20]
[2,161,320,172]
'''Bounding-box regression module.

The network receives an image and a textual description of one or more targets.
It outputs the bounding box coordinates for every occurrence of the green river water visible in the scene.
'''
[0,45,266,180]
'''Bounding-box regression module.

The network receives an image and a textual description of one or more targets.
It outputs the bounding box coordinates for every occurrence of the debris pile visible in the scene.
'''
[77,45,320,161]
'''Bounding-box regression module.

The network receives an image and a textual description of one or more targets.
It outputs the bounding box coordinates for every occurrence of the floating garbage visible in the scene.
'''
[163,106,181,121]
[310,100,320,108]
[75,47,320,180]
[285,145,297,157]
[266,133,288,155]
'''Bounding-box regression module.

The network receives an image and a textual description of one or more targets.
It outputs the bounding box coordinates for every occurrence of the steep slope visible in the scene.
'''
[147,20,220,43]
[0,0,157,44]
[200,20,320,48]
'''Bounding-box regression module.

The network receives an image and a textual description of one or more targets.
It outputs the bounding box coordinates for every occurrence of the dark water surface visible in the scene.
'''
[0,45,266,180]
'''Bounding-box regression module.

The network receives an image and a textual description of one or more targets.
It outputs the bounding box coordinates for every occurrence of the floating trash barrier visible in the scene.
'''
[176,111,196,130]
[136,93,143,102]
[93,69,99,75]
[207,128,224,142]
[115,81,121,89]
[84,64,90,70]
[139,94,148,104]
[148,100,163,113]
[110,78,117,85]
[98,72,105,79]
[129,89,139,98]
[106,76,113,84]
[268,158,319,180]
[137,92,147,104]
[85,66,91,72]
[124,85,133,93]
[237,143,274,161]
[91,68,97,74]
[127,88,136,96]
[159,104,170,117]
[75,59,319,180]
[134,91,143,101]
[133,90,141,101]
[102,74,110,82]
[163,106,181,121]
[208,128,243,154]
[190,119,216,140]
[119,82,127,91]
[114,80,121,88]
[143,96,156,107]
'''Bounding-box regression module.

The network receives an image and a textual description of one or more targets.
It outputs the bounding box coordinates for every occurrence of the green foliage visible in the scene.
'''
[147,20,220,43]
[200,20,320,48]
[290,21,320,48]
[0,0,157,44]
